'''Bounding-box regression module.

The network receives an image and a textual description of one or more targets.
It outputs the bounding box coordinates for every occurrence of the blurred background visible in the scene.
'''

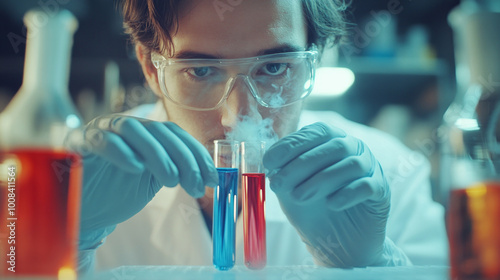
[0,0,463,203]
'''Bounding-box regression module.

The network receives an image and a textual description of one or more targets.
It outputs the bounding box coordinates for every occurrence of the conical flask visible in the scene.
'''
[444,2,500,279]
[0,9,82,278]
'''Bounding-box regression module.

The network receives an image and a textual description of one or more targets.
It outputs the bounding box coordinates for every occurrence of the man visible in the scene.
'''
[79,0,448,272]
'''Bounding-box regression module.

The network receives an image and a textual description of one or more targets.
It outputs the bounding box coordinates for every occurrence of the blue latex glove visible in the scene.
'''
[263,122,410,267]
[77,115,218,267]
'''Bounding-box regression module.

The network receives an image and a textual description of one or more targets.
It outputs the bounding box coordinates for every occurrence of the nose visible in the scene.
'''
[220,75,263,129]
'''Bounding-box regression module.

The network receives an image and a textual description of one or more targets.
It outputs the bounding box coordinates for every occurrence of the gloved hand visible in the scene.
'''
[78,115,218,250]
[263,122,410,267]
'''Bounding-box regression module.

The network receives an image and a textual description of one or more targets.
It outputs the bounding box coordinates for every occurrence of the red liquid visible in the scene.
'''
[447,182,500,280]
[0,149,81,277]
[242,173,266,270]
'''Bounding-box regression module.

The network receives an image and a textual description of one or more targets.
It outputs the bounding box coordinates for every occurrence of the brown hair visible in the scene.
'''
[121,0,348,57]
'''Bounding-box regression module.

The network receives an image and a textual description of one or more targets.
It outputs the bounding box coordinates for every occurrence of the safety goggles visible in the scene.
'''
[151,47,318,111]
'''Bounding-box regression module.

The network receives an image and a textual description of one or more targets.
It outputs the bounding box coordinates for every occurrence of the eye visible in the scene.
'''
[186,67,213,78]
[261,63,288,76]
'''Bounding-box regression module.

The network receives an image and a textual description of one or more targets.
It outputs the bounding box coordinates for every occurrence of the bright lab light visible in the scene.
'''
[455,118,479,131]
[66,114,81,128]
[311,67,355,97]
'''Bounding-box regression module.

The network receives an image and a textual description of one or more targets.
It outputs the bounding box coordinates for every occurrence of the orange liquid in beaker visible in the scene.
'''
[0,149,81,277]
[447,182,500,280]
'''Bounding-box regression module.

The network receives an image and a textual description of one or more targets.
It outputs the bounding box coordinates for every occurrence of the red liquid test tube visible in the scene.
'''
[241,141,266,270]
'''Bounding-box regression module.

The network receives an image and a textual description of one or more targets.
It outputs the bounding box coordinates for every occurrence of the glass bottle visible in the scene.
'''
[444,1,500,279]
[0,9,82,278]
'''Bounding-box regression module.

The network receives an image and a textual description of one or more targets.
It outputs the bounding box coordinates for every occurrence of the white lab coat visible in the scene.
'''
[95,102,449,270]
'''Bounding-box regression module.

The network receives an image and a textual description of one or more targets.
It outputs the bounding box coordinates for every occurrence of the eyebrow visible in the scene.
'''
[258,45,304,56]
[173,44,305,59]
[174,51,219,59]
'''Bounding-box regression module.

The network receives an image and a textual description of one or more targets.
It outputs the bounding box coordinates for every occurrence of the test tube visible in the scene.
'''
[241,141,267,270]
[212,140,239,271]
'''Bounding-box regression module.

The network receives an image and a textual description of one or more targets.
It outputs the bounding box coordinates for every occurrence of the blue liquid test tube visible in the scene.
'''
[213,140,240,271]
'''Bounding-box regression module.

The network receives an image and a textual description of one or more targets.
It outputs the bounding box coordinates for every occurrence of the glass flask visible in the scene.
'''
[0,9,82,279]
[444,1,500,279]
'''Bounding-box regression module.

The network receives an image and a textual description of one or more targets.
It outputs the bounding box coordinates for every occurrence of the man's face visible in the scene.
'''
[156,0,308,147]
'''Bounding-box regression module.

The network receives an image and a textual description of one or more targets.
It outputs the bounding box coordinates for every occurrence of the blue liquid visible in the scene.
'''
[213,167,238,271]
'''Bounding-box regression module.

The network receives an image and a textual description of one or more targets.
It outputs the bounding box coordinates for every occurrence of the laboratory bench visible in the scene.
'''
[88,265,450,280]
